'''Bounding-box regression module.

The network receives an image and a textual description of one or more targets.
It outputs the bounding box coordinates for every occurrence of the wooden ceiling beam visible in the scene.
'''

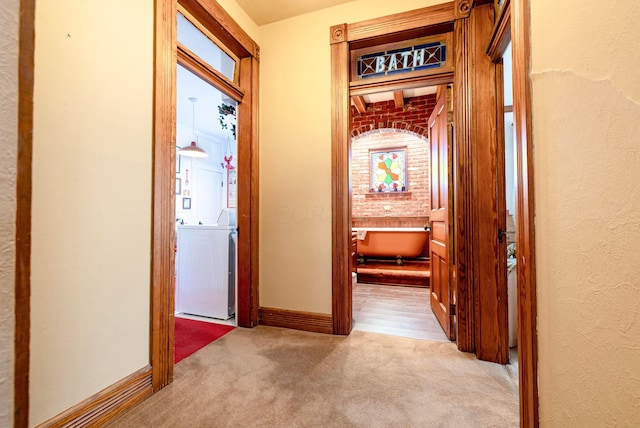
[393,91,404,108]
[352,95,367,114]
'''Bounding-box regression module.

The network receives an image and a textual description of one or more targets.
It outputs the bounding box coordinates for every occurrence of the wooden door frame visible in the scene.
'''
[512,0,539,421]
[497,0,539,425]
[330,1,459,337]
[152,0,260,391]
[15,0,36,425]
[487,0,538,425]
[330,0,538,425]
[330,0,487,348]
[330,2,508,356]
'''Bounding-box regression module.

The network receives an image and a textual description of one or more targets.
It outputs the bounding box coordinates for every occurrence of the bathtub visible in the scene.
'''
[353,227,429,265]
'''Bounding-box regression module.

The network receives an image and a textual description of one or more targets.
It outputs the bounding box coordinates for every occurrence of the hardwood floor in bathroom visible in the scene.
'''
[352,280,450,342]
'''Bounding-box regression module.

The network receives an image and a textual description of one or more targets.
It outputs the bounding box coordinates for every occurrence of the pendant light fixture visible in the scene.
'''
[179,97,208,158]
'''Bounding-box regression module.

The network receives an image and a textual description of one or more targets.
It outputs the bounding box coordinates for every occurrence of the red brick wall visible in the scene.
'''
[351,94,436,219]
[351,94,437,137]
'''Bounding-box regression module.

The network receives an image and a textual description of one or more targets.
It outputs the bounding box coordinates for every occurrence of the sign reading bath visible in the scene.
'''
[357,43,446,78]
[353,34,451,81]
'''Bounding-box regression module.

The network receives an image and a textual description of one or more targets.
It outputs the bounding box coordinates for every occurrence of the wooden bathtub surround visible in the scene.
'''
[356,260,430,288]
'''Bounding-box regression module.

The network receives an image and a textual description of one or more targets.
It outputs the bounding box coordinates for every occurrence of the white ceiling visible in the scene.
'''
[235,0,356,25]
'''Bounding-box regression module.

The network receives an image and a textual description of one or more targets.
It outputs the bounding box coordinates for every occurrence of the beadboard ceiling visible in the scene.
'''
[235,0,356,25]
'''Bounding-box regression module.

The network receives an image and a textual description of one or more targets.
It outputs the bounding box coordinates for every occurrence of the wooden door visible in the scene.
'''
[428,85,455,340]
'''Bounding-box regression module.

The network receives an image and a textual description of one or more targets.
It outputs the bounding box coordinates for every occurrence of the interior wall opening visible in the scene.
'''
[349,85,450,342]
[174,64,238,332]
[172,3,243,367]
[499,40,520,381]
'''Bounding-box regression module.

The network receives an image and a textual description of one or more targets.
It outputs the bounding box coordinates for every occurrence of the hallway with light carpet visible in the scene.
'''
[107,326,519,427]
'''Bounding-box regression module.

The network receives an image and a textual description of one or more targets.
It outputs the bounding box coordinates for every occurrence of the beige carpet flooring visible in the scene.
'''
[107,326,519,427]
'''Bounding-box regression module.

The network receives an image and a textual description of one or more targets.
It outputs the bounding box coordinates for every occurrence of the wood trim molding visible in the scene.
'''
[352,96,367,114]
[486,0,511,61]
[512,0,539,425]
[393,91,405,108]
[330,32,352,335]
[36,366,152,428]
[452,16,475,353]
[330,24,347,44]
[236,55,260,328]
[15,0,36,425]
[177,4,241,66]
[259,307,333,335]
[470,3,509,364]
[151,0,177,392]
[349,71,455,98]
[455,0,473,19]
[179,0,258,58]
[347,2,455,42]
[177,44,244,102]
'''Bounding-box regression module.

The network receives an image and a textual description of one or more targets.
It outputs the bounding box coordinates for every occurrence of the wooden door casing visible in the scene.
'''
[428,85,455,340]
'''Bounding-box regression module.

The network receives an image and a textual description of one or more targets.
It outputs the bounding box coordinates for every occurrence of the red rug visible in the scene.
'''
[174,317,235,364]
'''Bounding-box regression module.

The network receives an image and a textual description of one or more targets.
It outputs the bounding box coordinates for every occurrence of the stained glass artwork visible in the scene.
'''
[371,149,407,192]
[357,41,446,80]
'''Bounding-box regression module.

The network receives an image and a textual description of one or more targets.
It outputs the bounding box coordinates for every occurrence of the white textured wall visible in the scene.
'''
[532,0,640,425]
[0,0,19,426]
[30,1,153,424]
[258,0,444,313]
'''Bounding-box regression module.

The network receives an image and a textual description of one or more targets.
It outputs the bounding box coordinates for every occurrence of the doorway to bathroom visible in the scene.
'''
[349,85,449,342]
[331,1,538,424]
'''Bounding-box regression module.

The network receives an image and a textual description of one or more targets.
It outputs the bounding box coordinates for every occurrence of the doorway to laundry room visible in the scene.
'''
[151,0,260,386]
[173,8,241,360]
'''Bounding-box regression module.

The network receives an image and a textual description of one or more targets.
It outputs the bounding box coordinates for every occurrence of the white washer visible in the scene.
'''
[176,224,236,320]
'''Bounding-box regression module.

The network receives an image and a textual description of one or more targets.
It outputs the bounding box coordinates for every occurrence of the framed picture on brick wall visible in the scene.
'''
[370,148,407,192]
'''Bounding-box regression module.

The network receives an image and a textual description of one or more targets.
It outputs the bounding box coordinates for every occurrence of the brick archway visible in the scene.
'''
[351,123,428,139]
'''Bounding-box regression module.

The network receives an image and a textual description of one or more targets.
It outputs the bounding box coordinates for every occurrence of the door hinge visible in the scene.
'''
[449,303,456,316]
[498,228,507,243]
